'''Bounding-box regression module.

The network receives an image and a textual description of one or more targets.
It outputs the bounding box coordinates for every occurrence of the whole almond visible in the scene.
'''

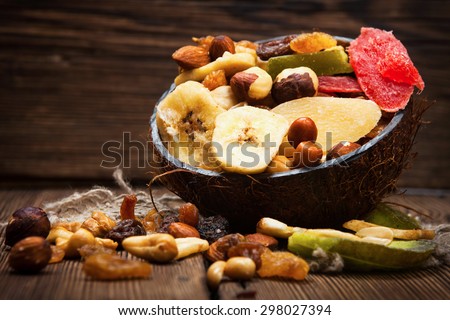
[172,45,210,69]
[168,222,200,238]
[209,35,235,60]
[245,233,278,249]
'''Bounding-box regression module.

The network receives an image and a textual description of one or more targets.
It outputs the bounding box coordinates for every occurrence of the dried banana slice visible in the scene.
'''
[212,106,289,174]
[156,81,226,166]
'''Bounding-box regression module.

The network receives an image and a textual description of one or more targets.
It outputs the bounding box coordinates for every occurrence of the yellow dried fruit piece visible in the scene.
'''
[83,253,152,280]
[257,250,309,280]
[272,97,382,152]
[290,32,337,53]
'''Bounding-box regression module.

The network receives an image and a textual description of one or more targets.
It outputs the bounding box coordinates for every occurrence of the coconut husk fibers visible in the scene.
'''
[149,94,433,232]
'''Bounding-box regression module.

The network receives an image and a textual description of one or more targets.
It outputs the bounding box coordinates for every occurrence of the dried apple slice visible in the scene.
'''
[271,97,381,152]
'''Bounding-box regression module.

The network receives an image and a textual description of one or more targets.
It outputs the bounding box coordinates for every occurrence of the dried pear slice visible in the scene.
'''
[267,46,353,78]
[271,97,381,152]
[363,203,422,230]
[175,52,256,85]
[288,230,436,271]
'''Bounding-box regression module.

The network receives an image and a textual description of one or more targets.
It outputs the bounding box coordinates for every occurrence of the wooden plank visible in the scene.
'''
[0,0,448,188]
[0,188,210,299]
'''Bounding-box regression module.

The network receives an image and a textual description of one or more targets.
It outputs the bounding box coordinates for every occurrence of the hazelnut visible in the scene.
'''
[9,236,52,273]
[172,45,211,69]
[209,35,235,61]
[178,202,200,227]
[326,141,361,160]
[5,207,51,247]
[292,141,323,168]
[168,222,200,238]
[272,67,319,104]
[287,117,318,148]
[230,66,273,102]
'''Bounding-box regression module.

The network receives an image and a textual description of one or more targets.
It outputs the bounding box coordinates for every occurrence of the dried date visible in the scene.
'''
[256,34,297,60]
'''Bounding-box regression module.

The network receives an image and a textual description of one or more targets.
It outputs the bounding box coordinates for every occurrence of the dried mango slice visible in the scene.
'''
[267,46,353,79]
[290,32,337,53]
[271,97,381,152]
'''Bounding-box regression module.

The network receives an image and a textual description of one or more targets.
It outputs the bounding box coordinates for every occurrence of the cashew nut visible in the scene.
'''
[122,234,178,263]
[207,260,227,290]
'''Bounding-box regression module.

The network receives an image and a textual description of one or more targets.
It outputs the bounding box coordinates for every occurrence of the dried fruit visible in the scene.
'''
[271,97,381,152]
[205,233,245,262]
[211,106,289,174]
[141,209,162,232]
[292,141,323,168]
[227,242,265,269]
[78,244,116,259]
[257,250,309,280]
[343,220,435,240]
[9,236,52,273]
[105,219,146,246]
[5,207,51,247]
[256,34,297,60]
[272,67,319,104]
[81,210,116,237]
[209,35,235,60]
[120,194,137,220]
[122,234,178,262]
[318,75,362,93]
[197,215,230,243]
[83,253,152,280]
[157,210,180,233]
[362,203,421,230]
[172,45,211,69]
[202,69,227,91]
[287,117,318,149]
[267,46,353,78]
[178,203,200,227]
[289,32,337,53]
[211,85,239,110]
[168,222,200,238]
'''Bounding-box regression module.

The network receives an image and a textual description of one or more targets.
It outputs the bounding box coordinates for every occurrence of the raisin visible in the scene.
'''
[227,242,265,270]
[157,210,179,233]
[105,219,146,246]
[78,244,116,259]
[197,215,230,243]
[256,35,297,60]
[257,250,309,280]
[82,253,152,280]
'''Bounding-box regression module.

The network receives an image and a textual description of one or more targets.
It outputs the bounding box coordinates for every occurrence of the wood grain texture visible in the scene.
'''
[0,0,449,187]
[0,187,449,299]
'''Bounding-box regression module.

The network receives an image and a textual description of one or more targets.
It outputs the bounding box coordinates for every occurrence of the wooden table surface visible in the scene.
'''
[1,186,449,300]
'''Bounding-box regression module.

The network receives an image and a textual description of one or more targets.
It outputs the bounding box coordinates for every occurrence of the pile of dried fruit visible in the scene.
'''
[156,28,424,173]
[3,194,436,288]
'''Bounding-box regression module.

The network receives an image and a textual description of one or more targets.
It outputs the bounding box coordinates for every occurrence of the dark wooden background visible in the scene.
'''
[0,0,449,188]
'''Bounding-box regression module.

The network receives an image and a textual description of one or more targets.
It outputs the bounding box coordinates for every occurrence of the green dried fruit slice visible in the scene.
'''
[363,203,422,230]
[288,230,435,271]
[267,46,353,79]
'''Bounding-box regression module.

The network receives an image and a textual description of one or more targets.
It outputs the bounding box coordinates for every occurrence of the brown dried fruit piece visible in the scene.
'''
[83,253,152,280]
[105,219,146,246]
[227,242,265,270]
[257,250,309,280]
[202,70,227,91]
[256,34,297,60]
[141,209,162,233]
[197,215,230,243]
[78,244,116,259]
[120,194,137,220]
[205,233,245,262]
